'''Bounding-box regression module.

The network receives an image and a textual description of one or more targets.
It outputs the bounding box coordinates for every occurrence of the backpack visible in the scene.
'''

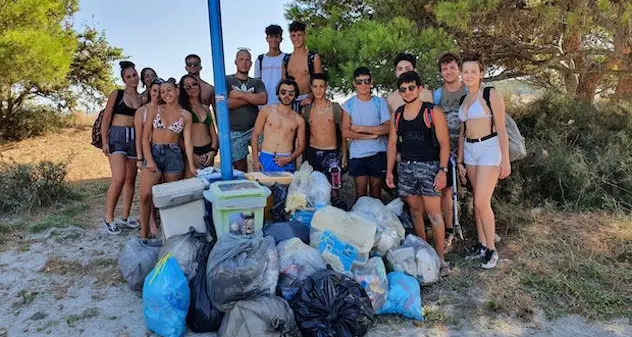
[393,102,439,149]
[282,51,316,79]
[433,85,468,105]
[91,90,124,149]
[301,102,343,150]
[257,54,264,77]
[459,86,526,162]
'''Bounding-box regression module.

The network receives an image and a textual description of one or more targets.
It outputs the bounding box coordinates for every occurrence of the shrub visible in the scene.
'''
[0,106,72,142]
[0,161,78,214]
[496,94,632,212]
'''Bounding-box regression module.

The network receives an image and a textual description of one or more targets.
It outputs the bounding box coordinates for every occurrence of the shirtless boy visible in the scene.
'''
[185,54,216,112]
[282,21,323,112]
[252,78,306,172]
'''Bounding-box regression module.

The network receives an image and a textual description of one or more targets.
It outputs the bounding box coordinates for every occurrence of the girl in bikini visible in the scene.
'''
[138,78,196,239]
[179,74,218,177]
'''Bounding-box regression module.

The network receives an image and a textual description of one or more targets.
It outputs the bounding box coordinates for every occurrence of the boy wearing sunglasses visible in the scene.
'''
[184,54,215,111]
[386,53,433,114]
[341,67,391,201]
[386,70,451,276]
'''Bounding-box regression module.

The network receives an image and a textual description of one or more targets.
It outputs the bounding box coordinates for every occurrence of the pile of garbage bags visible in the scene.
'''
[285,162,331,212]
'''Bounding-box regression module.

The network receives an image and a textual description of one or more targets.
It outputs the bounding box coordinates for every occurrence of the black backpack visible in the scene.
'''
[282,51,317,79]
[91,90,124,149]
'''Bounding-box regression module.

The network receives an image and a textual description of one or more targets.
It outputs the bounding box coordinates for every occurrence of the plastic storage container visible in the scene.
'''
[152,178,207,242]
[197,167,245,185]
[203,180,271,237]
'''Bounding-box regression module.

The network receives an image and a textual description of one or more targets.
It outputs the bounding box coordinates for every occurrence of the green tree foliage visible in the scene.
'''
[286,0,632,102]
[285,3,454,93]
[0,0,123,131]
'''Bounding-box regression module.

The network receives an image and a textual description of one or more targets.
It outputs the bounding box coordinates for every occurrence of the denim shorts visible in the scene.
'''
[108,126,137,159]
[145,143,184,174]
[397,160,442,197]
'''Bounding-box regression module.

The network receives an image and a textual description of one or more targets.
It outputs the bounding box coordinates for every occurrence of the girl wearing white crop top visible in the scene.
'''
[456,54,511,270]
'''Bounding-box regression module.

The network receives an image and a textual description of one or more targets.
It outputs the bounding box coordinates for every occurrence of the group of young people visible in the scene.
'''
[100,20,511,272]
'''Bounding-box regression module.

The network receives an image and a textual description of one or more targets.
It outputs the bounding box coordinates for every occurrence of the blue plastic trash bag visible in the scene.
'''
[377,272,423,321]
[143,254,191,337]
[263,221,310,245]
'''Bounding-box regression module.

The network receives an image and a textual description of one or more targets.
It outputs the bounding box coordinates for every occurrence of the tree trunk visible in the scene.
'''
[576,71,600,103]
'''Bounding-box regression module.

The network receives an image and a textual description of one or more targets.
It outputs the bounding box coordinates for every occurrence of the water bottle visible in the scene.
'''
[329,166,342,190]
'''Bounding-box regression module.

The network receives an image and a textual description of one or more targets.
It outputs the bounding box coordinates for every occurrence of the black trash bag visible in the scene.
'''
[186,242,223,332]
[218,296,301,337]
[290,267,375,337]
[159,227,211,280]
[270,183,289,222]
[263,221,310,245]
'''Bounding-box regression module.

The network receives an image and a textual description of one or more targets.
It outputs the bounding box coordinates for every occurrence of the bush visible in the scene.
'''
[496,94,632,212]
[0,161,78,214]
[0,106,72,142]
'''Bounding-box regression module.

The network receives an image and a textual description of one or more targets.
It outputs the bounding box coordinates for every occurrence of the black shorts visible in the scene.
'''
[304,146,341,173]
[348,152,386,178]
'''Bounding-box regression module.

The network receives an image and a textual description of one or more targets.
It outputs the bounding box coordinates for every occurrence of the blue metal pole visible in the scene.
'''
[207,0,233,180]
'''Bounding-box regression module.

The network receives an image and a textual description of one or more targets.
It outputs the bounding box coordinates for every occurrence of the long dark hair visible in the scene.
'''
[119,61,135,79]
[147,78,164,104]
[140,67,157,88]
[178,74,199,113]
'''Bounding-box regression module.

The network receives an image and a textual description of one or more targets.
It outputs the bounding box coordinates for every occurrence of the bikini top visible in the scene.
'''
[153,107,185,133]
[458,97,492,122]
[191,108,212,128]
[113,90,138,117]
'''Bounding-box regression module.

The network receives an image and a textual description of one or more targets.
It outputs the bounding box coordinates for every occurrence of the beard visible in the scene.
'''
[278,96,294,106]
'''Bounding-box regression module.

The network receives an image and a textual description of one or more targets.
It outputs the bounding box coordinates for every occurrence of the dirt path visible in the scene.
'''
[1,129,631,336]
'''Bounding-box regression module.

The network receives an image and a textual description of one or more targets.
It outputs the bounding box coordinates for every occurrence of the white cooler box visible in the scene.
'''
[152,177,207,242]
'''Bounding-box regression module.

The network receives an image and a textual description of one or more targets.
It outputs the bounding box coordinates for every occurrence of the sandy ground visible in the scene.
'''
[1,129,631,337]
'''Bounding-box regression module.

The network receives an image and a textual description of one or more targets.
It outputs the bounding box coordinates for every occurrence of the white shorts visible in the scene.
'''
[464,136,501,167]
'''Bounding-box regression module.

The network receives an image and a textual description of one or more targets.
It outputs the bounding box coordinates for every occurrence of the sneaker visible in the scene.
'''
[440,260,451,277]
[465,242,487,260]
[103,218,121,235]
[118,217,140,229]
[481,249,499,269]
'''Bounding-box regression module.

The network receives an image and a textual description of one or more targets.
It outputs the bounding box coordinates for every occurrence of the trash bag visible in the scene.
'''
[143,255,190,337]
[290,267,375,337]
[270,183,289,222]
[186,242,223,332]
[387,234,441,285]
[286,162,314,212]
[218,296,301,337]
[352,197,405,256]
[207,231,279,312]
[506,114,527,162]
[159,227,211,281]
[376,272,423,321]
[385,198,404,216]
[263,221,310,245]
[118,236,161,292]
[310,206,376,263]
[278,238,326,285]
[398,204,414,230]
[352,257,388,311]
[308,171,331,207]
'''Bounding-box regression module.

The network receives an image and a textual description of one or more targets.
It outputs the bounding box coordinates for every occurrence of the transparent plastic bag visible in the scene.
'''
[286,162,313,212]
[159,228,211,281]
[352,257,388,311]
[218,296,301,337]
[207,232,279,312]
[308,171,331,207]
[387,234,441,285]
[277,238,326,285]
[506,114,527,162]
[352,197,405,255]
[385,198,404,216]
[143,255,190,337]
[310,206,376,263]
[118,236,162,292]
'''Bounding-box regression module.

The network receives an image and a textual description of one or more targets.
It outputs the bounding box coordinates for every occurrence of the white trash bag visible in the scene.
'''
[352,197,405,256]
[387,234,441,285]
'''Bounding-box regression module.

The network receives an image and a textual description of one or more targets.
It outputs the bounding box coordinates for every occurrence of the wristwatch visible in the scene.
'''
[137,157,144,162]
[439,166,448,173]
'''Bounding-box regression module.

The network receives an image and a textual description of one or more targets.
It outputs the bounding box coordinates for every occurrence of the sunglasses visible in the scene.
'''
[398,84,418,93]
[279,90,295,96]
[354,79,371,85]
[186,62,201,67]
[184,82,200,90]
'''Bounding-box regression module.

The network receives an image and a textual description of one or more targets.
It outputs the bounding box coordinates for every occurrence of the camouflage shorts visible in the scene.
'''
[397,160,441,197]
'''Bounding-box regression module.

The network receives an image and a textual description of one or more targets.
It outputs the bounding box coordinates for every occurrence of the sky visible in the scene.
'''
[75,0,295,87]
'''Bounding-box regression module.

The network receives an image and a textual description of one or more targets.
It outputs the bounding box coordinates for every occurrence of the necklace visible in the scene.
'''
[313,102,330,115]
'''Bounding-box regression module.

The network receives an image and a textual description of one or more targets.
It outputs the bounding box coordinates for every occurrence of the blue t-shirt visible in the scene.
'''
[343,95,390,159]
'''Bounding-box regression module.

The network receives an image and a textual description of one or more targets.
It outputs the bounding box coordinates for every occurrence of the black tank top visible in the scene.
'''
[398,105,439,162]
[113,90,137,117]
